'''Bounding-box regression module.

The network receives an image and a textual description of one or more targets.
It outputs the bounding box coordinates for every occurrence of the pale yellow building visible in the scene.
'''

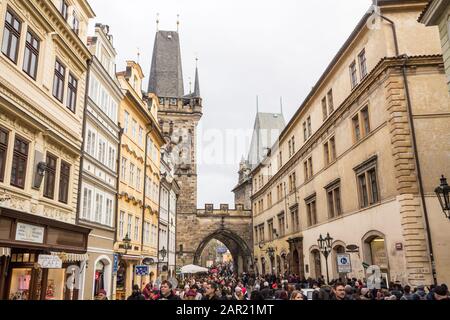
[114,61,164,300]
[252,0,450,287]
[0,0,94,300]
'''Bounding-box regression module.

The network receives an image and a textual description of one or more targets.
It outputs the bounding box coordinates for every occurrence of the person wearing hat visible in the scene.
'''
[232,286,245,300]
[359,287,371,300]
[95,289,108,300]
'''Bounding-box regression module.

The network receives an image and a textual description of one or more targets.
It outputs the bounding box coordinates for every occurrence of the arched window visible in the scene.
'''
[94,261,106,297]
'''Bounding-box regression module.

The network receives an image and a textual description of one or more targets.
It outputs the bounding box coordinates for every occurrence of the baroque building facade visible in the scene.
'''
[251,0,450,287]
[0,0,95,300]
[115,61,164,300]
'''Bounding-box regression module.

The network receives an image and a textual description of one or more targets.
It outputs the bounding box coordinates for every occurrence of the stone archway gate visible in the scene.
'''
[176,204,253,275]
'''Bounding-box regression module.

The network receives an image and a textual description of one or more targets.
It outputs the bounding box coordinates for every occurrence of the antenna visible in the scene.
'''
[156,13,160,31]
[256,95,259,113]
[280,96,283,115]
[177,14,180,32]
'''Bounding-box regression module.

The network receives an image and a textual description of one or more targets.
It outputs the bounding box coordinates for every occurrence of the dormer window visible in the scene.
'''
[60,0,69,21]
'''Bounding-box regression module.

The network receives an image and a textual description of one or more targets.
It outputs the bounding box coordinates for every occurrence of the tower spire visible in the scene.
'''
[193,57,200,97]
[280,96,283,115]
[256,95,259,113]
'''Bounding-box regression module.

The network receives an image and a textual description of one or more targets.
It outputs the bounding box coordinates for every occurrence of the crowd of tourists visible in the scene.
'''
[97,263,449,301]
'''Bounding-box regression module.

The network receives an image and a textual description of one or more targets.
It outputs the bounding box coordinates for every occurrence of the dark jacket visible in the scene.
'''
[127,292,146,301]
[202,294,219,301]
[159,292,181,300]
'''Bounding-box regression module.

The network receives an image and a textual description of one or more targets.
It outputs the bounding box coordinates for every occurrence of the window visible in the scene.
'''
[254,227,259,244]
[288,137,295,158]
[138,127,143,146]
[121,157,127,180]
[355,156,379,209]
[350,61,358,89]
[72,11,79,35]
[52,60,65,102]
[289,172,296,193]
[95,193,103,223]
[304,157,313,181]
[131,119,137,139]
[1,9,21,64]
[268,220,274,241]
[322,97,328,121]
[278,214,285,237]
[23,30,40,79]
[127,214,132,238]
[326,180,342,219]
[353,107,371,143]
[105,198,113,227]
[259,224,265,242]
[144,222,150,244]
[108,146,115,170]
[123,111,129,133]
[129,163,135,187]
[361,107,371,136]
[291,209,300,233]
[306,196,317,227]
[44,154,57,199]
[0,128,8,182]
[136,168,141,190]
[60,0,69,20]
[307,117,312,138]
[134,217,140,241]
[278,152,283,170]
[10,136,29,189]
[119,211,125,238]
[303,122,307,142]
[86,130,96,156]
[359,49,367,79]
[59,161,70,204]
[327,89,334,114]
[98,138,106,164]
[353,114,361,142]
[66,73,78,113]
[82,187,92,220]
[324,137,336,166]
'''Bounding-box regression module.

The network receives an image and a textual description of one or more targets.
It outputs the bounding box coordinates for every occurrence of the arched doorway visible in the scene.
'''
[332,244,346,281]
[94,261,105,297]
[311,249,322,279]
[363,232,389,279]
[193,230,252,275]
[292,249,300,276]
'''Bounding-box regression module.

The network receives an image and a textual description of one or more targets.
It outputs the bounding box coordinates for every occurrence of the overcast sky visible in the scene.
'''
[89,0,372,208]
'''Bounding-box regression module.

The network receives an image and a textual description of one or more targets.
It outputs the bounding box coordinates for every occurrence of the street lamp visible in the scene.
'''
[435,175,450,220]
[122,234,132,255]
[159,247,167,261]
[317,233,333,284]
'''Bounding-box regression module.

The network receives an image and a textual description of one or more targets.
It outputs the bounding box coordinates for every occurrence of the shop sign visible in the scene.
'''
[337,254,352,273]
[38,255,62,269]
[135,265,149,276]
[15,223,45,244]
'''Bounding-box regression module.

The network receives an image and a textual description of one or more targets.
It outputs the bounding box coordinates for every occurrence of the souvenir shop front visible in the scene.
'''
[0,209,91,300]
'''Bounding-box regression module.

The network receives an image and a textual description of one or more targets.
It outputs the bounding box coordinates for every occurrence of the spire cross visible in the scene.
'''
[177,14,180,32]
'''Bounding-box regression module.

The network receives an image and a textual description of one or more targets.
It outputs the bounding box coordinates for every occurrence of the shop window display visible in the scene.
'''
[9,269,32,300]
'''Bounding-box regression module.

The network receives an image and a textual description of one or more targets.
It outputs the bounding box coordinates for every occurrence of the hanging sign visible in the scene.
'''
[135,265,149,276]
[38,255,62,269]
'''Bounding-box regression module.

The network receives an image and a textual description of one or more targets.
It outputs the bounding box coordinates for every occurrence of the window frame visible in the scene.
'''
[58,160,70,204]
[305,194,317,227]
[60,0,69,21]
[43,153,57,199]
[0,128,9,183]
[22,29,40,80]
[1,8,22,64]
[52,59,66,103]
[325,179,342,219]
[349,60,358,89]
[354,156,380,209]
[359,49,368,79]
[10,135,29,189]
[66,72,78,113]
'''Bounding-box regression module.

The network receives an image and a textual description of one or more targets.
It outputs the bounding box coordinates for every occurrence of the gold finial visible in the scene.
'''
[137,47,140,64]
[177,14,180,32]
[156,13,160,31]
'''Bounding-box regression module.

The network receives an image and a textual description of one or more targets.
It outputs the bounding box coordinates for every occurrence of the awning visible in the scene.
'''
[0,247,11,257]
[50,252,89,262]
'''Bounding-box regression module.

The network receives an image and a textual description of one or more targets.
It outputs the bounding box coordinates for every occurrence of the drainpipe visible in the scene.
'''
[114,126,124,245]
[141,123,154,254]
[377,11,438,286]
[76,58,92,226]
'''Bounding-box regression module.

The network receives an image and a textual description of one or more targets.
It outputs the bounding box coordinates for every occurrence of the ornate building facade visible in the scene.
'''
[0,0,95,300]
[251,0,450,287]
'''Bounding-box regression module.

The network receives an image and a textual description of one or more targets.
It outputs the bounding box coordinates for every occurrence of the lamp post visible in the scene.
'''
[159,246,168,275]
[435,175,450,220]
[122,234,132,256]
[317,233,333,284]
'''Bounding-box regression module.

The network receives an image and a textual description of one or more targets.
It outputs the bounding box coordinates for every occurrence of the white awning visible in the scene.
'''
[50,252,89,262]
[0,247,11,257]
